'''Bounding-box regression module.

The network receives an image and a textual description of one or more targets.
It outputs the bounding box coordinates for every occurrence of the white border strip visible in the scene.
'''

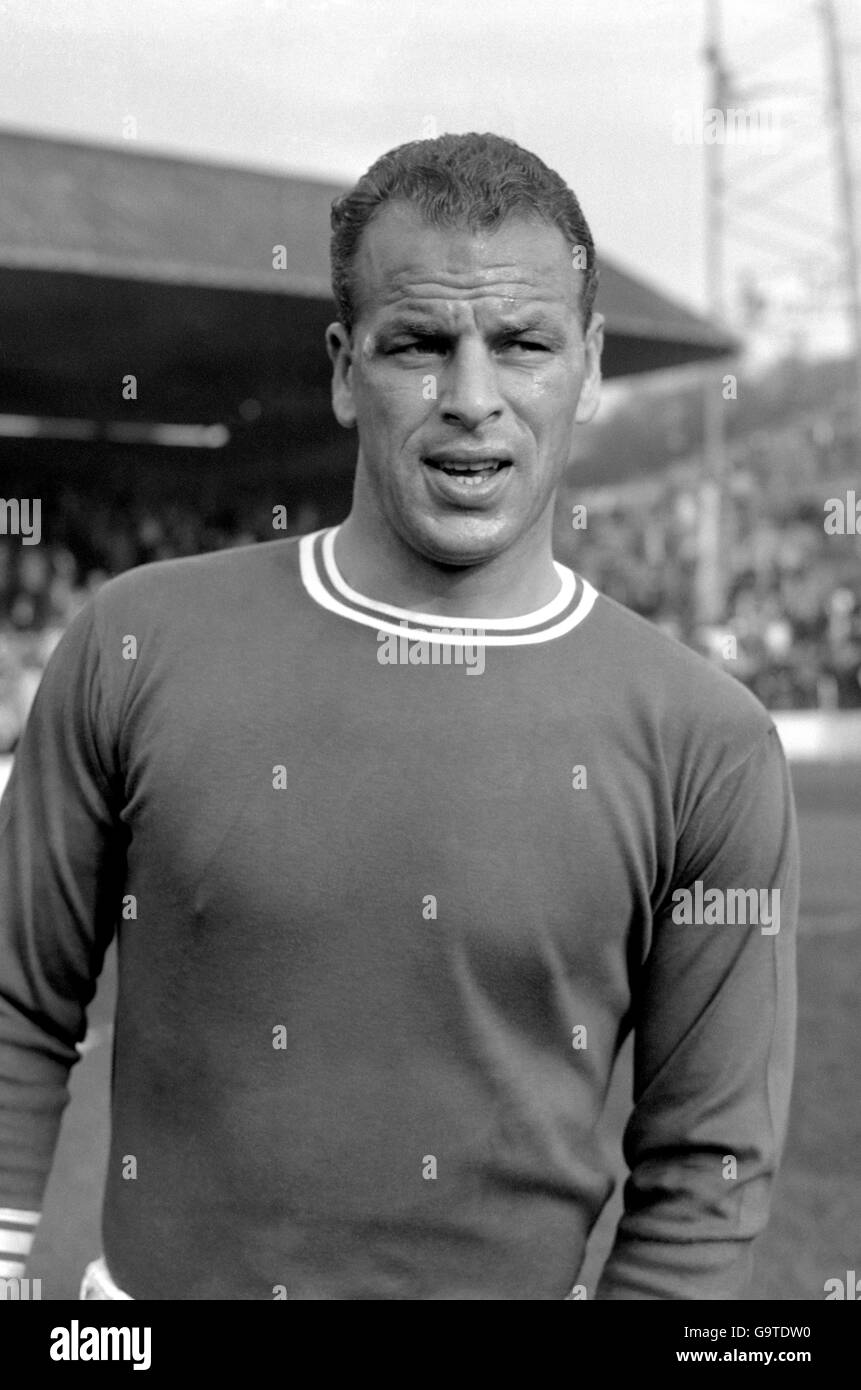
[0,1230,34,1255]
[771,711,861,762]
[0,1209,40,1226]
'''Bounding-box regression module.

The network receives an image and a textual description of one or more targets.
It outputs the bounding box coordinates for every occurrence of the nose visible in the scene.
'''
[438,339,504,430]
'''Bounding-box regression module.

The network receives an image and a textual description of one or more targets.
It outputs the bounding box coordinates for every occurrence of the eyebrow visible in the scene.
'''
[380,315,447,337]
[380,311,563,338]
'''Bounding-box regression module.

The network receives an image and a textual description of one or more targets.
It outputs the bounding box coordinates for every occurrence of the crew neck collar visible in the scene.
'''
[298,526,598,646]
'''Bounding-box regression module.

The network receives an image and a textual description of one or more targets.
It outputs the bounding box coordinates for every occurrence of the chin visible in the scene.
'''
[404,513,516,568]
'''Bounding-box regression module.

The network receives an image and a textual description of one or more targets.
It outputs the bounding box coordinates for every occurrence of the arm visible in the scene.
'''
[596,725,799,1299]
[0,600,125,1277]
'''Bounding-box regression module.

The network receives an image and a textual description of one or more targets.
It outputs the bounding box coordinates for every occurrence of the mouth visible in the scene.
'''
[422,455,513,487]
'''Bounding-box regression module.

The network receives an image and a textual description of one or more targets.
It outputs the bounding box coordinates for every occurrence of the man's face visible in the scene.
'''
[327,201,603,567]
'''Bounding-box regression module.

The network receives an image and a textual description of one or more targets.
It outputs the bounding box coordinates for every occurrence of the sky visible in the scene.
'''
[0,0,857,356]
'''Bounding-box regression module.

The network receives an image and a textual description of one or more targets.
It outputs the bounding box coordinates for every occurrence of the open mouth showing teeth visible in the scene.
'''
[425,459,510,484]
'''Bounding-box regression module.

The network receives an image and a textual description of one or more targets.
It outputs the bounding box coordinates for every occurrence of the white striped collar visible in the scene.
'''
[299,526,598,646]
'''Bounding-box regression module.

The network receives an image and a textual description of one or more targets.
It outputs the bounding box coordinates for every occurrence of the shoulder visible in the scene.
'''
[586,588,775,738]
[84,537,305,649]
[579,589,781,808]
[91,536,302,612]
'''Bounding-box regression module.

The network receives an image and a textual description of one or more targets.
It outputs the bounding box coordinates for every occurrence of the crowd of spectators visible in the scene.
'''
[555,466,861,711]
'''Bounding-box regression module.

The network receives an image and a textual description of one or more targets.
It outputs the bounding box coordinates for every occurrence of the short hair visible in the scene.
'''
[330,132,599,335]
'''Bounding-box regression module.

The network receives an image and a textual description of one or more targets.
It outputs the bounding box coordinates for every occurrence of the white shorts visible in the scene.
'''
[79,1255,133,1300]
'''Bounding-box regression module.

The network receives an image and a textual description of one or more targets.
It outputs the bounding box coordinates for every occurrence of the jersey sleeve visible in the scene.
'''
[596,723,799,1300]
[0,598,125,1272]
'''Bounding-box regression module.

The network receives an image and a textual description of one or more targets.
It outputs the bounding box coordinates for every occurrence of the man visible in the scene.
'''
[0,132,798,1300]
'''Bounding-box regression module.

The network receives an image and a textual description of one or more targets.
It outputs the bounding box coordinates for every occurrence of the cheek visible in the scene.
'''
[515,355,582,403]
[356,371,430,434]
[514,374,581,445]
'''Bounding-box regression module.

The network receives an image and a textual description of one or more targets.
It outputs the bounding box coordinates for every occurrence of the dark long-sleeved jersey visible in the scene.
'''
[0,528,799,1298]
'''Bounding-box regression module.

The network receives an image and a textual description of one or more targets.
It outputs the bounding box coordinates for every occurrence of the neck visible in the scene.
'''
[331,501,561,620]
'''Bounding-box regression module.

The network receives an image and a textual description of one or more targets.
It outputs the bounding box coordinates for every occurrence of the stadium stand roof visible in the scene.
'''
[0,128,737,431]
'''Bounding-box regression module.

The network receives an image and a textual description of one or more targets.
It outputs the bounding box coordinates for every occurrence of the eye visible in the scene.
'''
[388,338,446,356]
[503,339,550,352]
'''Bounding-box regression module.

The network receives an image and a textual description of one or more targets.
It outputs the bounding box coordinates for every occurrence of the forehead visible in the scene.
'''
[352,201,581,324]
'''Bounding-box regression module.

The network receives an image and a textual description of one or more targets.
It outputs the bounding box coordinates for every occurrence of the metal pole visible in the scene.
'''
[695,0,730,627]
[821,0,861,466]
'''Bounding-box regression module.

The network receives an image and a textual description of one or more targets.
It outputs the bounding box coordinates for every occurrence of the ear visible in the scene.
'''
[575,311,604,424]
[326,322,357,429]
